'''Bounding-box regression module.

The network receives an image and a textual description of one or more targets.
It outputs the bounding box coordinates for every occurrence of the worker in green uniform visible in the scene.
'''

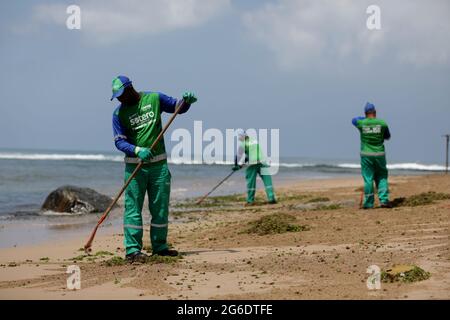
[112,75,197,262]
[352,102,392,209]
[233,129,277,205]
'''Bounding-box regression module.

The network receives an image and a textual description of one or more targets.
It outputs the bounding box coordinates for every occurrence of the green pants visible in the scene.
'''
[123,161,171,255]
[245,163,276,203]
[361,155,389,208]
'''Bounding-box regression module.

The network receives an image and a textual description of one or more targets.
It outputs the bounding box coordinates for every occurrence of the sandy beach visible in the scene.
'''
[0,174,449,300]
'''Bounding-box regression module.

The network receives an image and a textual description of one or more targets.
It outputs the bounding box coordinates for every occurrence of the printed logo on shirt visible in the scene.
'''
[142,104,152,111]
[129,111,155,129]
[362,125,381,134]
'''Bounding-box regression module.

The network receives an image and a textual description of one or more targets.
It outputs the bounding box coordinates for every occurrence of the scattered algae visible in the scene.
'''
[148,254,182,264]
[279,193,311,202]
[94,250,114,257]
[104,256,127,266]
[71,250,114,262]
[175,193,245,208]
[312,204,341,211]
[103,254,182,267]
[306,197,330,203]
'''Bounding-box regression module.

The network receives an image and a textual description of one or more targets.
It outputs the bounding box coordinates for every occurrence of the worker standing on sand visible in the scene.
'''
[352,102,392,209]
[111,75,197,262]
[233,130,277,205]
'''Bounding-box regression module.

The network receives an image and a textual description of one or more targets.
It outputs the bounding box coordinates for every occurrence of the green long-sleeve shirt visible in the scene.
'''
[352,117,391,156]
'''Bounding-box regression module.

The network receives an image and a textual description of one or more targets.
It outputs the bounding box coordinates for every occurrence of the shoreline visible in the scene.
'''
[0,174,449,299]
[0,174,362,249]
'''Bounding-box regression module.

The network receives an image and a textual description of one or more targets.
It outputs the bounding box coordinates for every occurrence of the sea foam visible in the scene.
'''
[0,152,445,171]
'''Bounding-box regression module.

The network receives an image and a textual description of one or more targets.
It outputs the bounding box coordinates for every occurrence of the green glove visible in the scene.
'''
[183,91,197,104]
[135,147,154,161]
[232,165,241,171]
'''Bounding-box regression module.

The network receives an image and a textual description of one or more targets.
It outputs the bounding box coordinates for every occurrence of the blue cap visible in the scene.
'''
[111,75,132,100]
[364,102,376,113]
[236,129,247,140]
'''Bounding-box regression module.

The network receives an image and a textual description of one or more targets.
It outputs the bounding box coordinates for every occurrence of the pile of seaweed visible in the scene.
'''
[391,191,450,207]
[245,213,310,235]
[381,265,430,283]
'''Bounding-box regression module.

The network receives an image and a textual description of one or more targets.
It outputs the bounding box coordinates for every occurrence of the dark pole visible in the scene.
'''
[445,134,449,174]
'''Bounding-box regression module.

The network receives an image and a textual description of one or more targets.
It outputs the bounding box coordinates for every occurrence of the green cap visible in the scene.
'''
[111,75,132,101]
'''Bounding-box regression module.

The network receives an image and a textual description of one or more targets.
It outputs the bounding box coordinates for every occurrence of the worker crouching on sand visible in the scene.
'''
[111,75,197,262]
[233,130,277,205]
[352,102,392,209]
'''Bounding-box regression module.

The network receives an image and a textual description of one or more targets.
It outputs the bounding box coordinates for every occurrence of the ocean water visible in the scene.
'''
[0,149,445,219]
[0,149,445,248]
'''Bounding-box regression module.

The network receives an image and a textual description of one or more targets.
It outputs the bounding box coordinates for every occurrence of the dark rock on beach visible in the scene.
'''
[41,185,116,214]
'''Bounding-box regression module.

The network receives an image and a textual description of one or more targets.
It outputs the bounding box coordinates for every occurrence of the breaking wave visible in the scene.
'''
[338,163,446,171]
[270,162,445,171]
[0,152,445,171]
[0,152,123,162]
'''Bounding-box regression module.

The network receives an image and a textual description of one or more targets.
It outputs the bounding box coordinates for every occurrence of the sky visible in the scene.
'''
[0,0,449,163]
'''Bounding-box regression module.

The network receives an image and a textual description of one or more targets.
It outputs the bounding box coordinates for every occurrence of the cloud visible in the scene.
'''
[30,0,231,44]
[243,0,450,69]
